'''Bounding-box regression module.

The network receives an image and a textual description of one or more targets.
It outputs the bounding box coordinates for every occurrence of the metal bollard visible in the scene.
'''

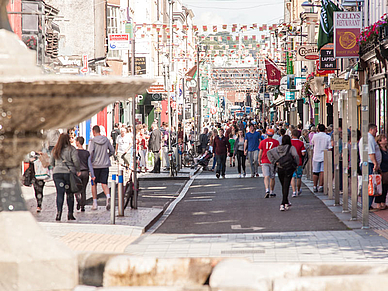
[328,151,333,200]
[324,150,328,195]
[118,169,124,217]
[110,174,116,224]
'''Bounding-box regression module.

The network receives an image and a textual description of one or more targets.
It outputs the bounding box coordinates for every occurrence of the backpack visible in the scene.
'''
[276,145,298,172]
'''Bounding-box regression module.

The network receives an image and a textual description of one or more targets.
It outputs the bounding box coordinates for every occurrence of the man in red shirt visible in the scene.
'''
[259,129,279,198]
[291,129,306,197]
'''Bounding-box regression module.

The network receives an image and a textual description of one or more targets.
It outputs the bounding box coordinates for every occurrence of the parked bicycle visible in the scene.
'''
[118,162,140,210]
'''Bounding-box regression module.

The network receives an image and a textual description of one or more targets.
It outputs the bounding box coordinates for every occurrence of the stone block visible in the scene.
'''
[0,212,78,290]
[209,259,302,290]
[103,256,219,287]
[273,274,388,291]
[301,263,388,277]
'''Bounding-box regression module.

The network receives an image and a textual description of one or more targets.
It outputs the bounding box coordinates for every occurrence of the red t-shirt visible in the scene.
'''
[259,138,279,164]
[291,139,306,166]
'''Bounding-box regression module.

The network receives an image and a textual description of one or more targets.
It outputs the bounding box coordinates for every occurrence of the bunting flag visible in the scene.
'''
[227,36,231,41]
[213,25,217,32]
[259,26,263,31]
[210,36,214,41]
[222,24,227,30]
[232,27,236,32]
[253,23,257,29]
[244,36,248,41]
[261,35,265,39]
[152,24,157,28]
[163,24,167,29]
[218,36,222,41]
[265,58,281,86]
[203,25,207,31]
[193,25,198,31]
[183,25,187,30]
[263,24,267,30]
[252,35,256,41]
[147,27,151,31]
[236,36,239,41]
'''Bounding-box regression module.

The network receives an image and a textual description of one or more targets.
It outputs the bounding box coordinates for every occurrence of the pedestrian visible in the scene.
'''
[199,128,209,154]
[309,126,317,143]
[311,124,332,192]
[89,125,114,211]
[115,127,131,166]
[46,129,60,153]
[111,123,120,155]
[375,134,388,210]
[160,122,170,170]
[259,128,279,198]
[50,133,80,221]
[209,129,218,172]
[137,127,148,172]
[213,128,230,179]
[278,128,286,145]
[359,123,381,210]
[290,129,306,197]
[267,135,299,211]
[234,129,246,178]
[31,151,50,212]
[149,123,162,173]
[229,133,236,167]
[75,136,95,212]
[244,124,261,177]
[300,129,310,149]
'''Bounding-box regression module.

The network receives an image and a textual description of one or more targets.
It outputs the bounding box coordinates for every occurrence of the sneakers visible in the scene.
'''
[36,207,41,213]
[318,186,324,192]
[233,162,235,167]
[313,186,318,192]
[222,175,225,179]
[251,174,255,178]
[270,193,276,197]
[298,189,302,196]
[239,174,242,178]
[265,191,270,198]
[243,172,246,178]
[106,197,111,211]
[280,205,285,211]
[216,173,220,179]
[292,192,297,198]
[256,173,260,177]
[285,204,290,210]
[92,202,98,210]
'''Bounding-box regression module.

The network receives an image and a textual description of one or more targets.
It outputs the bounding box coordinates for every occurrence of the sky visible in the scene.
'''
[182,0,285,29]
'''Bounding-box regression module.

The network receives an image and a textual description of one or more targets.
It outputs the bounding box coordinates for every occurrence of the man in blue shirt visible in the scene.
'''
[244,124,261,177]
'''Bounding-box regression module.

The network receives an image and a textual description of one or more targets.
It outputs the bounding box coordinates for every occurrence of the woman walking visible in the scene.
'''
[75,136,95,212]
[267,135,299,211]
[209,129,218,172]
[234,129,246,178]
[50,133,81,221]
[375,134,388,210]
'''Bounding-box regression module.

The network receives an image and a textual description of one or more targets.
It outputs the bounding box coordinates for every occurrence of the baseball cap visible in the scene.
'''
[266,129,275,136]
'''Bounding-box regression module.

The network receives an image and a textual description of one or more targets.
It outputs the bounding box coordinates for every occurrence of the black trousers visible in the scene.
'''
[33,179,45,207]
[53,173,74,214]
[236,150,246,174]
[153,150,161,173]
[216,154,226,176]
[278,169,293,205]
[76,170,89,208]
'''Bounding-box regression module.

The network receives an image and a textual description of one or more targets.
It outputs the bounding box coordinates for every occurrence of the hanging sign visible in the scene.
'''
[320,46,337,70]
[285,91,295,101]
[334,11,362,58]
[330,78,349,90]
[296,45,319,61]
[108,34,130,50]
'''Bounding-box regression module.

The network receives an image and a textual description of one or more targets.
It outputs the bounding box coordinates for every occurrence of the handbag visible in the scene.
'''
[63,160,83,193]
[22,162,35,187]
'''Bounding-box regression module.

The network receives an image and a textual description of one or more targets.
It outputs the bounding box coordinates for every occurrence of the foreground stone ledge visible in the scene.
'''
[74,286,211,291]
[0,212,78,291]
[103,257,221,287]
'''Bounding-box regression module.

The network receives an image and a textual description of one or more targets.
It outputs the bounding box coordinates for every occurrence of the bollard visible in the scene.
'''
[350,89,358,220]
[361,85,369,229]
[110,174,116,224]
[324,150,328,195]
[118,169,124,217]
[328,151,333,200]
[333,92,340,205]
[342,91,349,212]
[309,148,313,181]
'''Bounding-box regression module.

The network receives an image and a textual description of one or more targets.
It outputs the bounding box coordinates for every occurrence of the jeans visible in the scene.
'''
[53,173,74,214]
[139,149,147,168]
[76,170,89,208]
[278,169,293,205]
[248,150,259,175]
[162,146,170,168]
[153,150,161,173]
[236,150,246,174]
[212,155,217,170]
[216,154,227,176]
[33,179,45,208]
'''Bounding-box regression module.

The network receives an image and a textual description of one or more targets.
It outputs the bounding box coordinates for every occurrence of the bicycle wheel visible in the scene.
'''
[123,180,133,209]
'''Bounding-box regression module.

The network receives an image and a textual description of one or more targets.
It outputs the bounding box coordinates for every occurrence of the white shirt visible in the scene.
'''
[116,134,131,154]
[311,132,332,162]
[359,132,382,165]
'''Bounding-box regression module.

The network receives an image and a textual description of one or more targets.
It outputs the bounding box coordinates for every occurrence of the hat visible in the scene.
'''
[267,129,275,136]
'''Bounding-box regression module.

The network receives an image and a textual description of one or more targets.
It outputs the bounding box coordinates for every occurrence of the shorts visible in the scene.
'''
[292,166,303,179]
[262,163,276,179]
[229,152,234,157]
[94,168,109,185]
[313,161,324,173]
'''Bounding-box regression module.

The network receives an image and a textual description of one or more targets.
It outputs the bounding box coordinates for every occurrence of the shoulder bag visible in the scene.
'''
[63,160,83,193]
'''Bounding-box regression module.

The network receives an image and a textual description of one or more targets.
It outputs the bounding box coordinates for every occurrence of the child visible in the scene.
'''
[229,133,236,167]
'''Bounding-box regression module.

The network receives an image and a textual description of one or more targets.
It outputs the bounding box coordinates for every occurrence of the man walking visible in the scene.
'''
[311,124,332,192]
[149,123,162,173]
[259,128,279,198]
[89,125,115,210]
[244,124,261,177]
[359,123,381,210]
[213,128,230,179]
[160,122,169,170]
[290,129,306,197]
[199,128,209,154]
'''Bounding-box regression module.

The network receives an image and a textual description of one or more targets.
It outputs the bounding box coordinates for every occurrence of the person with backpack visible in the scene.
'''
[267,135,299,211]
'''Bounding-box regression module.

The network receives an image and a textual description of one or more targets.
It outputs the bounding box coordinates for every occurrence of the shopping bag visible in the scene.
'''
[368,174,382,196]
[34,159,50,180]
[147,151,154,169]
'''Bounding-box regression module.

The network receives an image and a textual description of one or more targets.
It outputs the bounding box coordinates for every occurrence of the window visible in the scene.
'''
[107,5,121,59]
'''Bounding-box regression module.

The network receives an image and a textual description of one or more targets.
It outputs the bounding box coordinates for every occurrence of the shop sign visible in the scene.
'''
[334,12,362,58]
[129,57,146,75]
[286,52,294,74]
[330,78,349,90]
[108,34,130,50]
[295,77,306,90]
[285,91,295,101]
[320,48,337,70]
[296,45,319,61]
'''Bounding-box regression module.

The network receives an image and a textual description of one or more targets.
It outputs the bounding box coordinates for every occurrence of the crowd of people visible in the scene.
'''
[23,116,388,219]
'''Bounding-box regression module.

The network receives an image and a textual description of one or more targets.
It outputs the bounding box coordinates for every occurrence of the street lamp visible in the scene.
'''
[196,43,207,149]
